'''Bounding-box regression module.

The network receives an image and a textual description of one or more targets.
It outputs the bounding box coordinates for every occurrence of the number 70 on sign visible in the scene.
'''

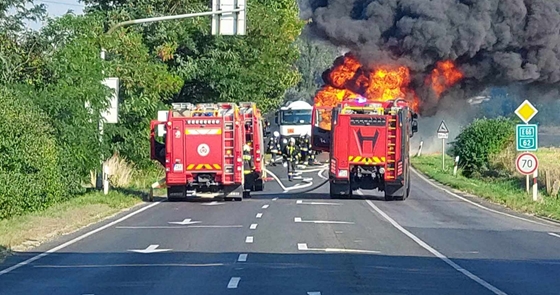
[516,152,538,175]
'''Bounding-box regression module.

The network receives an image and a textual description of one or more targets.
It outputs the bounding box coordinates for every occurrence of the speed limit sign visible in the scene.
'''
[516,152,538,175]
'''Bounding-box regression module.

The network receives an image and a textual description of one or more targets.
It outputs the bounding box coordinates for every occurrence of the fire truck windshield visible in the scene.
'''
[279,109,312,125]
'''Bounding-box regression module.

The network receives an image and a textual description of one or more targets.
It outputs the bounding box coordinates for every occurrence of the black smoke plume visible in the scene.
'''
[299,0,560,115]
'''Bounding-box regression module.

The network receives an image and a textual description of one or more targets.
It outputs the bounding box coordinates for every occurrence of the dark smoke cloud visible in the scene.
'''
[299,0,560,114]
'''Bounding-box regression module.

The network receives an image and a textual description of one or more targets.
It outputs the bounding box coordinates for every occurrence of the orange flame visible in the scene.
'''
[428,60,464,96]
[313,53,463,130]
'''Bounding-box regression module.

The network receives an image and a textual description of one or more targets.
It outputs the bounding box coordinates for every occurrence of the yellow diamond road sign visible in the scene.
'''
[515,100,538,124]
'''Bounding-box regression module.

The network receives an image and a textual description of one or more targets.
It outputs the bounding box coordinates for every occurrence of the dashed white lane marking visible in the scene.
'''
[0,201,161,276]
[227,277,240,288]
[296,200,341,206]
[365,199,508,295]
[307,292,321,295]
[412,168,557,228]
[238,254,248,262]
[245,236,254,243]
[250,223,258,230]
[262,204,270,209]
[294,217,354,224]
[297,243,379,254]
[256,213,263,218]
[548,232,560,239]
[272,197,278,201]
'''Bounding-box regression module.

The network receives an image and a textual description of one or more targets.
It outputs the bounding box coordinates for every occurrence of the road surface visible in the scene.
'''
[1,162,560,294]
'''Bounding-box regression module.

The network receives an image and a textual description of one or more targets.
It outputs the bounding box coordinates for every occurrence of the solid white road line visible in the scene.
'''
[412,168,556,228]
[227,277,241,288]
[365,199,508,295]
[116,225,243,229]
[296,200,341,206]
[548,232,560,239]
[238,254,248,262]
[245,236,254,243]
[297,243,379,254]
[35,263,223,268]
[294,217,354,224]
[0,201,161,276]
[256,213,263,218]
[250,223,258,230]
[262,204,270,209]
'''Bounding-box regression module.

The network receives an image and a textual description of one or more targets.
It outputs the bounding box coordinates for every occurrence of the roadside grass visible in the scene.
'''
[411,152,560,222]
[0,189,145,261]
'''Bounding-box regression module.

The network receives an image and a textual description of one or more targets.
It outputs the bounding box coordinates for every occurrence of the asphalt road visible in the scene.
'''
[2,161,560,294]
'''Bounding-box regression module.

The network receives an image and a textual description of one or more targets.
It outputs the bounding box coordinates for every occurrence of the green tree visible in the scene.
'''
[453,117,516,177]
[83,0,304,112]
[290,31,339,102]
[0,86,66,219]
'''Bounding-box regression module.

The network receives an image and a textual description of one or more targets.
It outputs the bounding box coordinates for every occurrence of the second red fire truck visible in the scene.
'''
[311,98,418,201]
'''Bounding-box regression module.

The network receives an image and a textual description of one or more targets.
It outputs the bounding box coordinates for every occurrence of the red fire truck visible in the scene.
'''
[150,102,265,201]
[311,98,418,201]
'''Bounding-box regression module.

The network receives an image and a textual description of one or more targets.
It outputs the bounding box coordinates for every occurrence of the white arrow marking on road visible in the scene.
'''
[128,245,172,254]
[296,200,342,206]
[227,277,240,288]
[256,213,263,218]
[262,204,269,209]
[238,254,248,262]
[250,223,258,230]
[307,292,321,295]
[201,201,223,206]
[245,236,254,243]
[297,243,379,254]
[168,218,201,225]
[294,217,354,224]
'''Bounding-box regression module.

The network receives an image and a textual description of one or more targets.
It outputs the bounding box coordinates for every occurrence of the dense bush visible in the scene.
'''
[453,117,516,177]
[0,87,66,219]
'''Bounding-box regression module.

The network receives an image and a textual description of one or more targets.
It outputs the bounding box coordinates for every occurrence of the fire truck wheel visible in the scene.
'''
[329,182,351,199]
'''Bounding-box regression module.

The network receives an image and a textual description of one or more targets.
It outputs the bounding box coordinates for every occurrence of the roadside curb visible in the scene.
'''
[410,165,560,228]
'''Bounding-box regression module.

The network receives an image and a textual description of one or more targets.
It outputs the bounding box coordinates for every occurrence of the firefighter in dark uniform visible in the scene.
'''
[267,131,281,166]
[283,137,299,181]
[298,134,311,165]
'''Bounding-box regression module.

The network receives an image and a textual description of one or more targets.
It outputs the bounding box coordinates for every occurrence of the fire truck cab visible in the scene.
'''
[312,99,418,201]
[150,102,259,201]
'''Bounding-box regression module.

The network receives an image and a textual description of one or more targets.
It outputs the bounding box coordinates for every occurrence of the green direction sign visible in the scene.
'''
[516,124,538,151]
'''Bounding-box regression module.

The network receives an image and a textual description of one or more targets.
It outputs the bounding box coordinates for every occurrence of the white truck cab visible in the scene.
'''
[275,100,313,140]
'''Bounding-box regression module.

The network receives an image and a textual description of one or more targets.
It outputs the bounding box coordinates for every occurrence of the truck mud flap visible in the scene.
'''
[224,185,244,201]
[384,180,408,201]
[329,181,352,199]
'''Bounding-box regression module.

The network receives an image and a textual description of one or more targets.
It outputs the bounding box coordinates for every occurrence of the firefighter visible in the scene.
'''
[298,134,310,165]
[282,137,299,181]
[267,131,281,166]
[243,143,254,172]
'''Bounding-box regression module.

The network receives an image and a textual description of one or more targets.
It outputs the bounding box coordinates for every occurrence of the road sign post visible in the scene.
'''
[514,100,539,199]
[516,152,539,200]
[437,120,449,170]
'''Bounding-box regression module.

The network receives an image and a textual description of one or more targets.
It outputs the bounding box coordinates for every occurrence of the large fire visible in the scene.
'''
[314,53,463,129]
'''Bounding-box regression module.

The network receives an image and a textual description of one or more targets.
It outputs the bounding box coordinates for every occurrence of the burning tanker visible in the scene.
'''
[314,52,463,129]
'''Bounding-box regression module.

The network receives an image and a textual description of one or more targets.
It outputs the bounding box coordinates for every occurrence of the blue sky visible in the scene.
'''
[30,0,84,29]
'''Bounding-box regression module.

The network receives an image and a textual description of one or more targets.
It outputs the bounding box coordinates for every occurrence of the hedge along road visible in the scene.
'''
[2,162,560,294]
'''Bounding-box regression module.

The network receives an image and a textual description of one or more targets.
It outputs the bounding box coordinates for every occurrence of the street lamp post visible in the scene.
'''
[96,0,246,194]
